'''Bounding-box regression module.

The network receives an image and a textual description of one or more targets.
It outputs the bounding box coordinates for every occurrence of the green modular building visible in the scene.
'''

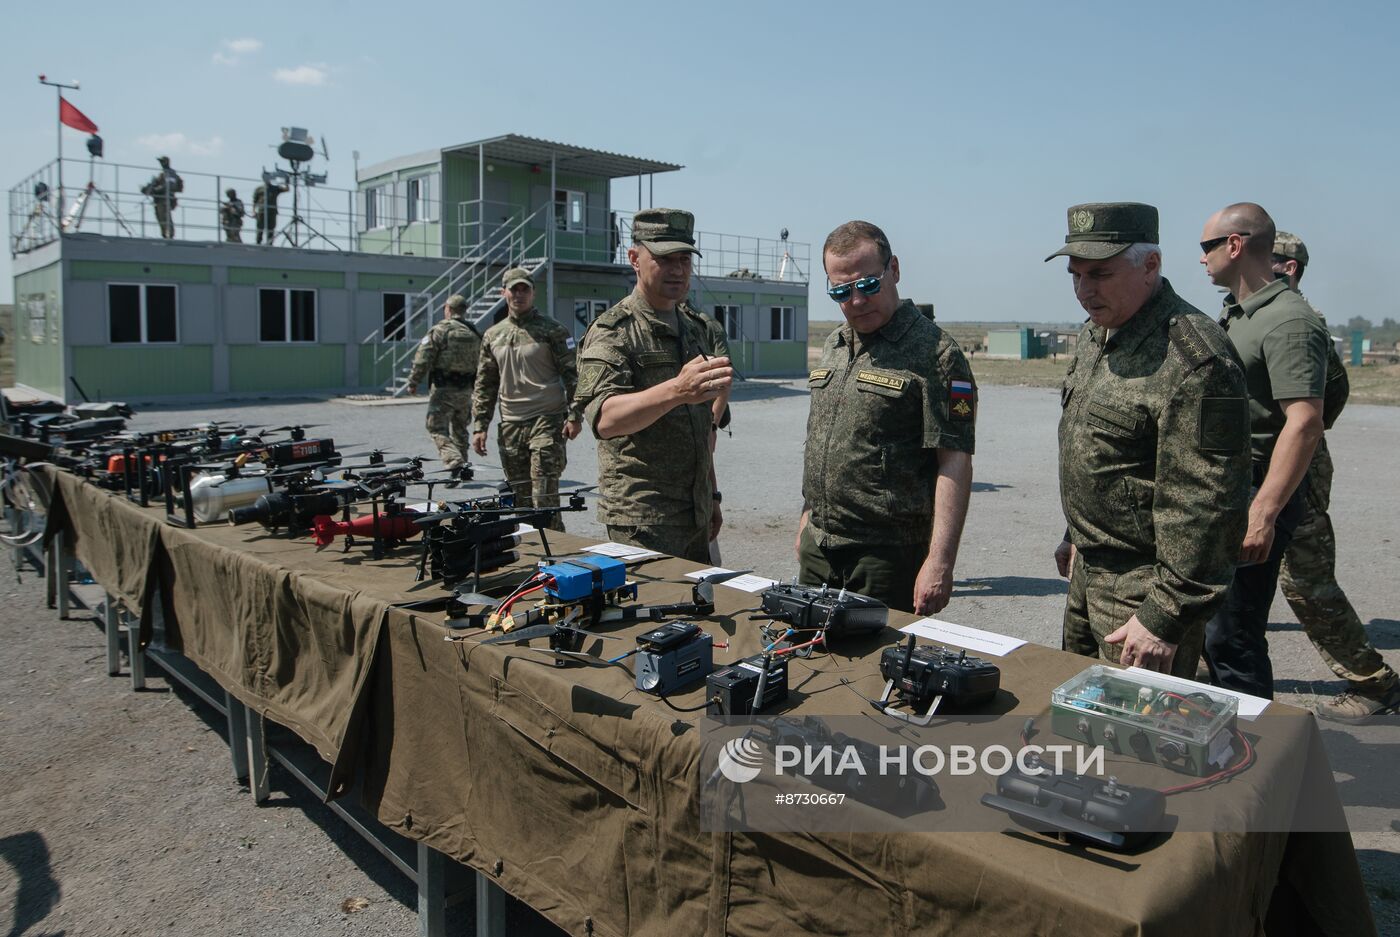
[8,133,811,402]
[984,327,1048,359]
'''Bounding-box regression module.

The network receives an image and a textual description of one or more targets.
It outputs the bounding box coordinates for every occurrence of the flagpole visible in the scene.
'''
[38,74,80,227]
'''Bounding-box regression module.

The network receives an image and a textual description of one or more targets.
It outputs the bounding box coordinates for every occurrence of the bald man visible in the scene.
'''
[1200,203,1329,698]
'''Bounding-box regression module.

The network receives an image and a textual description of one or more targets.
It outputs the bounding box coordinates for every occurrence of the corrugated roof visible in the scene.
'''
[441,133,681,179]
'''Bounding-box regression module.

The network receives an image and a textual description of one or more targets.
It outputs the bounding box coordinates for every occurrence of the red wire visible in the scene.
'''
[772,634,826,656]
[1160,728,1256,795]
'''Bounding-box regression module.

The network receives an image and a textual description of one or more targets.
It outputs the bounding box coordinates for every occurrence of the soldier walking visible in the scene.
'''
[407,294,481,480]
[1270,231,1399,719]
[471,268,581,531]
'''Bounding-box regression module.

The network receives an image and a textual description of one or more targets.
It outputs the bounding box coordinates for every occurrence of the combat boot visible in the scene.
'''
[1317,679,1400,723]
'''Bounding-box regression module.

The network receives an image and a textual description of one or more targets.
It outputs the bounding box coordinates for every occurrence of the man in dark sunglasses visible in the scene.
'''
[1051,202,1250,680]
[573,208,732,563]
[1199,204,1333,700]
[797,220,976,614]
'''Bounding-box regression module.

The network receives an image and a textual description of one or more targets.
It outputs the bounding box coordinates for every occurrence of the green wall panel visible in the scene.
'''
[71,345,213,398]
[14,263,63,395]
[70,260,211,283]
[358,343,411,390]
[229,345,344,392]
[756,342,806,374]
[227,268,345,288]
[757,293,806,307]
[358,273,436,291]
[727,341,754,373]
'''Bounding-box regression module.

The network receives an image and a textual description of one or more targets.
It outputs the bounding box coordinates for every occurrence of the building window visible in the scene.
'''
[108,283,177,344]
[555,190,585,232]
[383,292,410,341]
[405,173,439,225]
[259,288,317,342]
[572,298,610,340]
[767,306,795,341]
[363,186,382,230]
[713,305,742,342]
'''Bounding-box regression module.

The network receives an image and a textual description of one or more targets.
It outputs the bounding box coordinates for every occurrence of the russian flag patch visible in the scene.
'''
[949,379,974,420]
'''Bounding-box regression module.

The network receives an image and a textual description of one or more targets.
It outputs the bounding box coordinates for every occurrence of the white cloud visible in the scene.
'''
[212,37,262,65]
[136,132,225,159]
[273,64,329,87]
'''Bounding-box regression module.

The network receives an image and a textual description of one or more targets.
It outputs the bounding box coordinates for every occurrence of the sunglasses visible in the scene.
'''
[1200,232,1251,255]
[507,283,533,293]
[826,264,889,302]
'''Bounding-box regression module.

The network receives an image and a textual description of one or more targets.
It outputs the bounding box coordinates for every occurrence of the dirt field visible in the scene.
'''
[2,381,1396,935]
[808,320,1400,403]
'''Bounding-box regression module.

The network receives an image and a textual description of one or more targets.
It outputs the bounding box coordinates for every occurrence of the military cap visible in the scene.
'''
[1045,202,1158,262]
[631,208,702,257]
[225,187,237,197]
[502,266,534,288]
[157,155,170,165]
[445,294,467,310]
[1273,230,1309,266]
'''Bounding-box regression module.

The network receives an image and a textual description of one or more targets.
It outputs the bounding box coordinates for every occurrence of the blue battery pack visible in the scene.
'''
[540,554,628,601]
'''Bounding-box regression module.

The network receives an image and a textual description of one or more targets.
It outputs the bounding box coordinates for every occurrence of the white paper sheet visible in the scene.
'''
[583,541,663,561]
[900,618,1028,657]
[684,567,779,593]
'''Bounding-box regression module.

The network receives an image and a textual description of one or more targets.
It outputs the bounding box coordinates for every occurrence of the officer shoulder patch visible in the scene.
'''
[565,336,576,350]
[1169,314,1223,371]
[1198,396,1248,453]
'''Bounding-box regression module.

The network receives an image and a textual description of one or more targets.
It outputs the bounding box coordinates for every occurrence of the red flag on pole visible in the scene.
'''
[59,97,98,134]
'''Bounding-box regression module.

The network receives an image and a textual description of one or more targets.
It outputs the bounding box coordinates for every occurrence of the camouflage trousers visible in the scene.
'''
[425,386,473,471]
[606,523,710,565]
[1278,441,1396,692]
[153,201,175,238]
[1063,555,1206,681]
[223,224,242,243]
[498,414,568,532]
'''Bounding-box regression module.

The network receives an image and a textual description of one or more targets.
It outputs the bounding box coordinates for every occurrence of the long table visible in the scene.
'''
[36,467,1378,937]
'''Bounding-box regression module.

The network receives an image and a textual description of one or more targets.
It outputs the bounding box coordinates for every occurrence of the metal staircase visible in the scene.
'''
[361,202,552,396]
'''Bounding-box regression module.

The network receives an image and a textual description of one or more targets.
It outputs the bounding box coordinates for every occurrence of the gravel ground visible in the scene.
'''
[1,380,1395,935]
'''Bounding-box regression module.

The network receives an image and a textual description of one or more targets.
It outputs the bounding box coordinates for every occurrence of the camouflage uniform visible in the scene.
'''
[574,289,729,563]
[1266,238,1398,701]
[800,299,976,612]
[142,159,182,239]
[1058,280,1251,678]
[252,183,286,245]
[409,311,481,472]
[221,190,245,243]
[472,304,580,531]
[1047,204,1251,680]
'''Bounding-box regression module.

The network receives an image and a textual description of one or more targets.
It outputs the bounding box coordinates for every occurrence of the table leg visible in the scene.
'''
[104,593,121,676]
[247,711,270,804]
[226,693,250,782]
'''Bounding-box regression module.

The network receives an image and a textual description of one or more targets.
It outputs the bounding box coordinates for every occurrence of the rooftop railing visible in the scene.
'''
[9,158,810,285]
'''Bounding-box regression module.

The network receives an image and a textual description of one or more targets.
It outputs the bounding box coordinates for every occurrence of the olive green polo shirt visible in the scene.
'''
[1220,279,1329,462]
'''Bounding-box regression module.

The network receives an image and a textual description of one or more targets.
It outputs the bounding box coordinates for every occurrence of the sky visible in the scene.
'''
[4,0,1398,325]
